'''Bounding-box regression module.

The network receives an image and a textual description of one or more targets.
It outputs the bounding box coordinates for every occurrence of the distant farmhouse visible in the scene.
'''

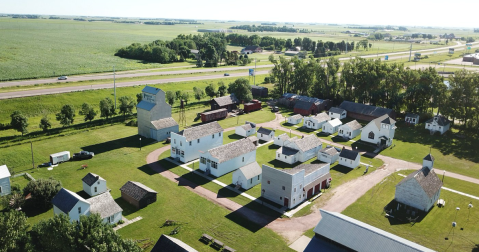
[241,46,262,54]
[463,53,479,65]
[360,114,396,148]
[137,86,179,141]
[279,94,332,113]
[425,114,450,135]
[211,94,239,112]
[339,101,396,121]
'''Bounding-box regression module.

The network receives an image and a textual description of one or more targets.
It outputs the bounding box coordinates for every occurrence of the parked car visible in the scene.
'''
[272,106,279,112]
[58,76,68,80]
[38,162,52,168]
[72,151,94,160]
[224,73,230,76]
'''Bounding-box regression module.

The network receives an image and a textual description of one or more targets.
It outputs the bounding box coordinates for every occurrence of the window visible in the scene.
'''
[257,175,260,180]
[285,156,287,159]
[368,131,375,139]
[219,132,221,136]
[212,134,215,139]
[167,132,170,135]
[278,154,280,158]
[174,139,176,144]
[282,186,285,190]
[109,216,114,223]
[200,157,206,164]
[242,157,244,162]
[172,147,176,153]
[267,181,270,184]
[0,187,2,193]
[299,184,302,189]
[350,160,352,164]
[78,207,81,213]
[293,199,296,204]
[261,134,263,137]
[181,151,184,157]
[250,178,253,184]
[294,188,296,192]
[299,194,301,199]
[94,187,97,193]
[280,197,282,200]
[180,141,182,146]
[189,141,192,146]
[197,139,200,143]
[97,181,100,184]
[211,161,218,169]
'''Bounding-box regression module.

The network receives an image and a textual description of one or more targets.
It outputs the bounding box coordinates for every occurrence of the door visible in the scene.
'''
[150,128,156,139]
[315,184,320,194]
[284,197,289,207]
[307,188,313,198]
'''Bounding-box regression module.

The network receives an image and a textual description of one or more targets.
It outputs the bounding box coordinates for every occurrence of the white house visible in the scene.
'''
[338,120,362,139]
[199,138,256,177]
[317,146,340,164]
[261,163,331,209]
[360,114,396,147]
[287,114,303,125]
[276,135,322,164]
[405,113,420,125]
[322,118,342,134]
[257,127,274,142]
[171,121,224,163]
[304,113,331,130]
[82,173,107,197]
[395,154,442,212]
[235,121,256,137]
[425,114,450,135]
[0,165,11,196]
[137,86,179,141]
[274,133,291,147]
[328,107,347,119]
[232,161,262,190]
[338,148,360,169]
[52,188,123,224]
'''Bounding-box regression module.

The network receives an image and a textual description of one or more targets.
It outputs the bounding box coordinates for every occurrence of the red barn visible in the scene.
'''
[294,100,318,116]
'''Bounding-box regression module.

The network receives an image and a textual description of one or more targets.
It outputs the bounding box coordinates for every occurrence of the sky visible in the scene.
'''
[1,0,478,28]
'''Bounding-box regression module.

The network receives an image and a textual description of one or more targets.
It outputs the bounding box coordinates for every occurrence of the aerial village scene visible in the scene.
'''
[0,1,479,251]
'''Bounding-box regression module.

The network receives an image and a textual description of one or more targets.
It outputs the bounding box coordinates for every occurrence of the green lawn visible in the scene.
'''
[342,171,479,252]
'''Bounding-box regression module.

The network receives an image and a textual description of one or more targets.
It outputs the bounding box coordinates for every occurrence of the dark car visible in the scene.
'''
[224,73,230,76]
[72,151,95,160]
[37,162,52,168]
[271,106,279,112]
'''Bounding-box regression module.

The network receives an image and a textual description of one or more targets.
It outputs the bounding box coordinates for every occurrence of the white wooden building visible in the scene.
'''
[322,118,342,134]
[274,133,291,147]
[395,154,442,212]
[261,163,331,209]
[338,148,360,169]
[257,127,274,142]
[287,114,303,125]
[328,107,347,120]
[317,146,340,164]
[360,114,396,147]
[425,115,450,135]
[235,121,256,137]
[0,165,11,196]
[232,161,262,190]
[171,121,224,163]
[405,113,420,125]
[199,138,256,177]
[338,120,362,139]
[82,173,107,197]
[137,86,179,141]
[86,192,123,224]
[276,135,322,164]
[304,113,331,130]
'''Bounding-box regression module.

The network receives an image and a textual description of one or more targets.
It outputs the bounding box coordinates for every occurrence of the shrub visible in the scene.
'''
[126,119,138,127]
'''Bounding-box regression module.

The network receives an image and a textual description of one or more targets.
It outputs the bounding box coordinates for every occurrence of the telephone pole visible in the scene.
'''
[408,43,412,62]
[113,66,117,109]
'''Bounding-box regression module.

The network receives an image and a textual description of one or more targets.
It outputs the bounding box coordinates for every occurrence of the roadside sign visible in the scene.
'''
[468,47,471,50]
[385,55,389,60]
[249,69,255,76]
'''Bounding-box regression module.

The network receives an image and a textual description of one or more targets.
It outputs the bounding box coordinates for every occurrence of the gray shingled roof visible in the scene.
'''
[291,135,322,152]
[424,154,434,162]
[247,135,258,142]
[426,115,450,126]
[86,192,123,219]
[82,173,105,187]
[343,120,362,131]
[201,108,227,116]
[276,133,290,141]
[177,121,223,141]
[339,149,359,160]
[151,117,178,130]
[51,188,89,214]
[151,234,198,252]
[278,146,299,156]
[283,163,329,175]
[397,167,443,198]
[213,94,239,107]
[294,100,315,110]
[372,114,396,129]
[312,210,435,252]
[339,101,393,118]
[405,113,419,118]
[120,181,158,201]
[329,107,346,114]
[309,112,330,123]
[289,114,303,120]
[237,162,262,180]
[319,146,340,156]
[241,123,253,131]
[257,127,273,135]
[208,138,256,163]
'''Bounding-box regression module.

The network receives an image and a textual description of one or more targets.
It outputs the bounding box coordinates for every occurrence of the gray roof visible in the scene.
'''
[51,188,89,214]
[213,94,239,107]
[283,163,329,175]
[309,112,330,122]
[276,133,290,141]
[86,192,123,219]
[291,135,322,152]
[142,86,162,95]
[257,127,273,135]
[177,121,223,141]
[151,234,198,252]
[278,146,299,156]
[289,114,303,120]
[240,123,254,131]
[424,154,434,162]
[319,146,340,156]
[237,162,262,179]
[312,209,435,252]
[247,135,258,142]
[343,120,362,131]
[202,108,227,115]
[151,117,178,130]
[329,107,346,114]
[339,101,393,118]
[405,113,419,118]
[208,138,256,163]
[251,85,266,90]
[120,181,158,201]
[426,115,450,126]
[397,167,443,198]
[137,100,155,111]
[372,114,396,129]
[294,100,315,110]
[339,149,359,160]
[82,173,105,186]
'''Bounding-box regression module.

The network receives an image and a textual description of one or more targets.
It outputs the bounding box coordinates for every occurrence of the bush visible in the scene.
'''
[23,177,62,209]
[125,119,137,127]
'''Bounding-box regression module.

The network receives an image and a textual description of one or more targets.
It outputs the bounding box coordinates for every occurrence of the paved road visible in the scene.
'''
[0,70,270,100]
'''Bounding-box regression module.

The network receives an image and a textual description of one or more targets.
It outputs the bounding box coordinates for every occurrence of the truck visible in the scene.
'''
[50,151,71,165]
[72,151,95,160]
[243,99,262,113]
[200,108,228,123]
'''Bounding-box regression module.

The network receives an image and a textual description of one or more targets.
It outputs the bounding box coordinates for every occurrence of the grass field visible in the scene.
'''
[342,171,479,252]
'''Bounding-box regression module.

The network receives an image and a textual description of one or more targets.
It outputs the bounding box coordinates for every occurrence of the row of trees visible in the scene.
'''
[229,25,309,33]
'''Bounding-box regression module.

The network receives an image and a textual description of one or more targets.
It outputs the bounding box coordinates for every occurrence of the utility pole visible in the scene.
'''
[345,39,348,54]
[254,58,256,86]
[30,141,35,169]
[408,43,412,62]
[113,66,117,109]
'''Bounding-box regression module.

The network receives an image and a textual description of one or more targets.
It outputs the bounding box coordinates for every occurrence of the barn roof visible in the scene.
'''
[329,107,346,114]
[87,192,123,219]
[177,121,223,141]
[0,165,11,179]
[309,112,330,122]
[151,234,198,252]
[294,100,315,110]
[212,94,239,107]
[343,120,362,131]
[339,149,359,160]
[339,101,393,118]
[207,138,256,163]
[237,162,262,180]
[278,146,299,156]
[142,86,162,95]
[136,101,156,111]
[396,167,443,198]
[426,115,450,126]
[120,181,158,201]
[309,209,435,252]
[257,127,273,135]
[51,188,89,214]
[151,117,178,130]
[82,173,105,186]
[290,135,322,152]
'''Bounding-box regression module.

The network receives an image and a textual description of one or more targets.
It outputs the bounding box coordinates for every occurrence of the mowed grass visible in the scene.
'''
[1,124,293,252]
[342,171,479,252]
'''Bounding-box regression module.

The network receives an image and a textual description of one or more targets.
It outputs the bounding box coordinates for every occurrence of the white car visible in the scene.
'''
[58,76,68,80]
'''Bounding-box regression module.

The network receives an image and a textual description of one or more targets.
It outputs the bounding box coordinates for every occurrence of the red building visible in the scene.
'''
[294,100,318,116]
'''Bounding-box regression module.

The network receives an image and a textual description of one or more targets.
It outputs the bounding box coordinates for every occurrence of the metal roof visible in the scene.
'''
[151,117,178,130]
[82,173,105,186]
[86,192,123,219]
[142,86,162,95]
[329,107,346,114]
[257,127,274,135]
[212,94,239,107]
[339,149,359,160]
[294,100,315,110]
[396,167,442,198]
[326,118,342,127]
[207,138,256,163]
[51,188,89,214]
[0,165,11,179]
[313,209,435,252]
[151,234,198,252]
[176,121,223,142]
[339,101,393,118]
[237,162,262,180]
[284,163,330,175]
[137,100,156,111]
[120,181,157,201]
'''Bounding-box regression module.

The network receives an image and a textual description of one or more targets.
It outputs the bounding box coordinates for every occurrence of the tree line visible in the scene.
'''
[269,56,479,129]
[229,25,309,33]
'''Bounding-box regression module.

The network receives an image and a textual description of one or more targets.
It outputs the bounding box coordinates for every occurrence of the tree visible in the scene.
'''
[217,81,227,96]
[10,111,29,136]
[99,97,116,120]
[0,210,32,252]
[79,103,97,122]
[55,105,75,127]
[39,116,51,132]
[228,78,253,103]
[205,83,217,99]
[175,90,182,100]
[166,91,176,106]
[23,177,62,210]
[194,88,205,102]
[31,214,77,252]
[180,91,190,105]
[136,93,142,104]
[118,96,135,120]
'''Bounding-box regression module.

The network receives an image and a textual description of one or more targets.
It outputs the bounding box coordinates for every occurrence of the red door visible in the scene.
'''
[314,184,320,194]
[307,188,313,199]
[284,198,289,207]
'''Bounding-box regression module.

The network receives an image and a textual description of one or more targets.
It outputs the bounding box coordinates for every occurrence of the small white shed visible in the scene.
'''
[274,133,290,146]
[235,121,256,137]
[328,107,347,120]
[257,127,274,142]
[338,148,360,169]
[405,113,420,125]
[232,162,262,190]
[287,114,303,125]
[82,173,107,197]
[0,165,11,196]
[425,115,450,135]
[317,146,340,164]
[338,120,362,139]
[322,118,342,134]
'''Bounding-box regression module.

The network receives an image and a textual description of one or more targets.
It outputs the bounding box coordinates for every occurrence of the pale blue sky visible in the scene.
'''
[1,0,477,28]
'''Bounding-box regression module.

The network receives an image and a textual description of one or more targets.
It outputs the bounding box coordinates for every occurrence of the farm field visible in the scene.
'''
[342,171,479,252]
